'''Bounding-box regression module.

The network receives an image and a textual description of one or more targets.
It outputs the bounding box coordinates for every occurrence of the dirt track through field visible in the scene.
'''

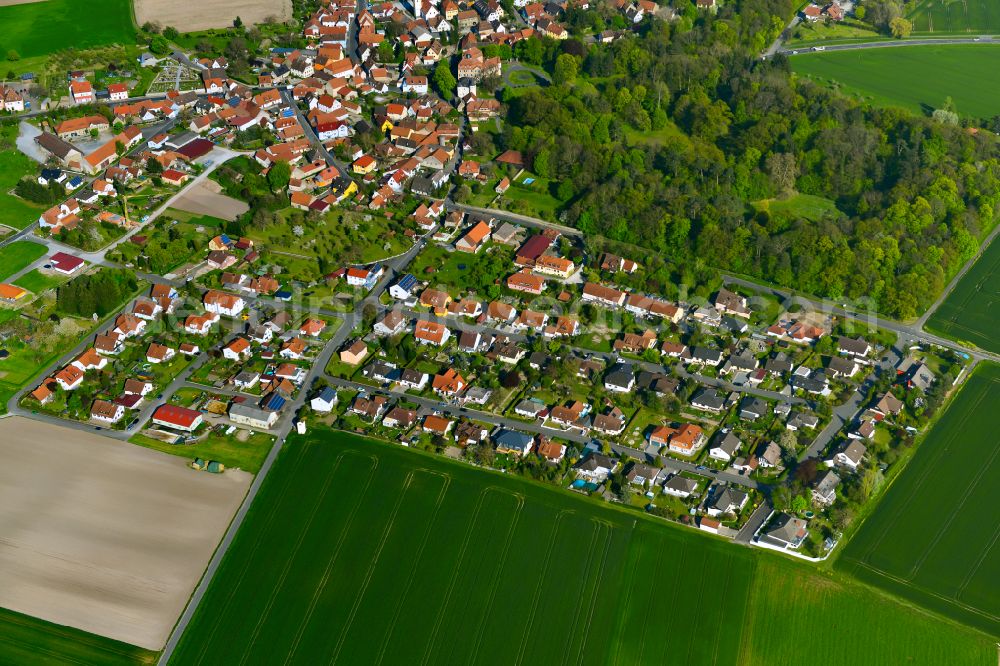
[0,417,251,649]
[133,0,291,32]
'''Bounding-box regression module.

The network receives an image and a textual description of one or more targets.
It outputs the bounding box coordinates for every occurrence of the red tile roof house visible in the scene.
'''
[300,318,326,337]
[107,83,129,101]
[55,365,84,391]
[91,399,125,424]
[146,342,176,364]
[204,290,246,317]
[506,268,545,295]
[161,169,190,186]
[152,404,204,432]
[70,80,95,104]
[223,337,252,361]
[415,320,451,346]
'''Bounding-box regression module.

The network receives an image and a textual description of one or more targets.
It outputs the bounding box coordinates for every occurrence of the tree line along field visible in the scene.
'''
[791,45,1000,120]
[908,0,1000,33]
[838,363,1000,637]
[0,0,134,60]
[925,237,1000,353]
[169,429,996,665]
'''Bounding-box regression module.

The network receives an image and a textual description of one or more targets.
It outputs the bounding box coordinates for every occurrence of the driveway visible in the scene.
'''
[16,120,45,163]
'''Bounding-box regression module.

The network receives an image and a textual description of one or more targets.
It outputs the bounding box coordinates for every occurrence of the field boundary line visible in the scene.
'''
[419,486,492,666]
[373,471,452,666]
[0,610,146,661]
[326,470,423,664]
[237,454,377,665]
[906,415,1000,580]
[955,515,1000,601]
[845,557,1000,622]
[0,634,96,666]
[514,509,573,666]
[572,520,616,666]
[566,519,606,664]
[467,491,526,666]
[188,445,312,666]
[285,461,407,664]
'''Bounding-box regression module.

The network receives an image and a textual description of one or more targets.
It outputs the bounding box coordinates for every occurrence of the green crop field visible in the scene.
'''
[839,363,1000,637]
[0,0,135,59]
[925,237,1000,353]
[744,558,993,664]
[908,0,1000,33]
[0,124,47,231]
[792,45,1000,119]
[0,605,156,666]
[0,241,46,281]
[169,429,996,665]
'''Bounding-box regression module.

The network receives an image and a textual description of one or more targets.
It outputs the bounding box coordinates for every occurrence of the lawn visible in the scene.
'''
[0,126,46,231]
[130,430,276,474]
[499,172,566,221]
[13,269,64,295]
[0,241,46,281]
[838,362,1000,637]
[786,19,882,46]
[925,235,1000,353]
[792,45,1000,119]
[752,192,842,223]
[0,605,156,666]
[0,0,134,59]
[168,428,996,665]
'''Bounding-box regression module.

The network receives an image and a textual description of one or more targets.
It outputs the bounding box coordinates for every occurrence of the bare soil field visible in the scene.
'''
[172,179,249,221]
[134,0,291,32]
[0,0,44,6]
[0,417,251,650]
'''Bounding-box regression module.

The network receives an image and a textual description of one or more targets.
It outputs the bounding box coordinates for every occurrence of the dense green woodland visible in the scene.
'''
[500,3,1000,318]
[56,269,137,317]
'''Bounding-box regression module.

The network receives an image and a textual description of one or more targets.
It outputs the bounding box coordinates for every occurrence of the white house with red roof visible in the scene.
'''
[107,83,129,101]
[69,80,94,105]
[49,252,85,275]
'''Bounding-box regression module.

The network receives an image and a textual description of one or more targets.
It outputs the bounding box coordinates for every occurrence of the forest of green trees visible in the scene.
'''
[56,269,137,318]
[494,0,1000,318]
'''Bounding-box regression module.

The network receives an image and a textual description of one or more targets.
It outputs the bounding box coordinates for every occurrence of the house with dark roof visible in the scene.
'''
[706,486,749,517]
[691,388,725,413]
[625,462,662,486]
[573,452,617,483]
[760,513,808,549]
[603,362,635,393]
[663,475,698,498]
[709,431,742,462]
[493,429,535,456]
